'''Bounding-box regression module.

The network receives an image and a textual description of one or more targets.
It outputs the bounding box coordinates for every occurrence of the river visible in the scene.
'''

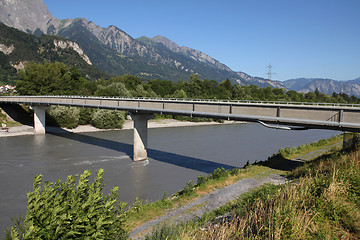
[0,123,339,233]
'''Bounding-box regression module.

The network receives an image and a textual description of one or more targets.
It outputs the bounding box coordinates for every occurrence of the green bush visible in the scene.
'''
[91,109,126,129]
[48,106,80,129]
[79,107,95,125]
[178,180,195,197]
[209,167,228,180]
[10,169,128,239]
[95,82,132,97]
[197,174,207,186]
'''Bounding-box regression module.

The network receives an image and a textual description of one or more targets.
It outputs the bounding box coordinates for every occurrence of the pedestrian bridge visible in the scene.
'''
[1,96,360,161]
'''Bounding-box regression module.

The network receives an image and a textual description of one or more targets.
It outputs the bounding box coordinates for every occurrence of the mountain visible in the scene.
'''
[1,0,359,97]
[283,78,360,97]
[0,0,60,35]
[0,0,298,89]
[0,23,107,84]
[235,72,285,89]
[0,0,252,83]
[348,77,360,85]
[150,35,232,72]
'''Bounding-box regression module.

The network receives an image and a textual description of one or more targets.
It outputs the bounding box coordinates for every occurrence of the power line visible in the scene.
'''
[266,63,276,81]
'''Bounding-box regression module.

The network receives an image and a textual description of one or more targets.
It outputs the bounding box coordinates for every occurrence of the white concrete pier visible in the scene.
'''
[31,106,48,134]
[131,113,153,161]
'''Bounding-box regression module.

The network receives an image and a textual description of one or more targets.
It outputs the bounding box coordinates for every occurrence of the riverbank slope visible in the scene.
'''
[127,135,358,239]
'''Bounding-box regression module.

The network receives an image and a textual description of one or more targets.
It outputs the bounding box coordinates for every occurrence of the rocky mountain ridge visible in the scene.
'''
[151,35,231,72]
[0,0,60,34]
[0,0,246,82]
[0,23,107,83]
[1,0,360,96]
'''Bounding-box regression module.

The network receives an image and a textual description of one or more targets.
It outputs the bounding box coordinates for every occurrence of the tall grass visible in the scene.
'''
[191,150,360,239]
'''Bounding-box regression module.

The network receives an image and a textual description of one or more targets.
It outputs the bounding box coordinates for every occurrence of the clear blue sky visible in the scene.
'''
[43,0,360,81]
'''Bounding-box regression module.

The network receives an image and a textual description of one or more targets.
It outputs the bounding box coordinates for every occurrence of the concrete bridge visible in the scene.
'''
[1,96,360,161]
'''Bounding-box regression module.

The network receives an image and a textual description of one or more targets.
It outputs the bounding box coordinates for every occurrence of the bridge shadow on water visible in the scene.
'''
[47,130,236,174]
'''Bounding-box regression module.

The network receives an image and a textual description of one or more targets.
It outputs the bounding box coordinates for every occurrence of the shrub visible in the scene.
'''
[48,106,80,129]
[197,174,207,186]
[78,107,95,125]
[178,180,195,196]
[95,82,132,97]
[91,109,126,129]
[209,167,228,180]
[10,169,128,239]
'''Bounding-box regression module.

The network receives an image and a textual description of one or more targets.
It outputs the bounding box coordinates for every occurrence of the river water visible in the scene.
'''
[0,123,339,233]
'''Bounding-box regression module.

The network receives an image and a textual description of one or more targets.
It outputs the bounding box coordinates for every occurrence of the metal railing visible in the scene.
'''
[1,95,360,108]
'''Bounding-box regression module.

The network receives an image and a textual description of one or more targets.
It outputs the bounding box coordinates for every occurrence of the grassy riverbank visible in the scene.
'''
[125,165,285,233]
[137,134,360,239]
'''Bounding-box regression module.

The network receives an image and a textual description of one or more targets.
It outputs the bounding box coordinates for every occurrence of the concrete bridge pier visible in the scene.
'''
[131,113,154,161]
[31,105,49,134]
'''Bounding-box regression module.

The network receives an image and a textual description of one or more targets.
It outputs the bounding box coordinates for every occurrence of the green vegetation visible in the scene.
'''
[8,169,127,240]
[14,62,360,103]
[47,106,80,129]
[45,106,127,129]
[123,164,278,233]
[16,62,88,96]
[91,110,126,129]
[143,135,360,239]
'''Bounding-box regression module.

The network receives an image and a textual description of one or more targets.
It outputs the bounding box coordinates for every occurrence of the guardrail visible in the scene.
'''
[1,95,360,108]
[1,95,360,132]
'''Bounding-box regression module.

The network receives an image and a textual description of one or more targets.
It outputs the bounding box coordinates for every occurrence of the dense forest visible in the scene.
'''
[14,62,360,104]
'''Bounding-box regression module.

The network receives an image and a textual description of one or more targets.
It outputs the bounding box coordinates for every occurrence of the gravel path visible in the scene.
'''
[130,174,287,239]
[294,142,342,161]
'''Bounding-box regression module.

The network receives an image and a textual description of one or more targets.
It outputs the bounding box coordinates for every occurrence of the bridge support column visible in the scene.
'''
[131,113,154,162]
[31,105,49,134]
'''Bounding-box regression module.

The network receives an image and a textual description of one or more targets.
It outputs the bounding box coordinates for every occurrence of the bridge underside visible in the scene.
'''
[28,106,154,161]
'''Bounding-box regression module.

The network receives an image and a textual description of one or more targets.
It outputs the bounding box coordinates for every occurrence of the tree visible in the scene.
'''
[95,82,131,97]
[172,89,187,99]
[10,169,127,239]
[48,106,80,129]
[232,85,246,99]
[120,74,142,90]
[91,110,126,129]
[286,90,302,102]
[147,79,175,97]
[220,79,232,91]
[16,62,87,95]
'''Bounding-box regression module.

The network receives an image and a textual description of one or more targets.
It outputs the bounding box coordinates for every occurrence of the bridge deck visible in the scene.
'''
[1,96,360,132]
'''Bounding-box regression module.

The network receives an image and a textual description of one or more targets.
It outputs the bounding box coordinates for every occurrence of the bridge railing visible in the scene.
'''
[1,95,360,108]
[1,95,360,132]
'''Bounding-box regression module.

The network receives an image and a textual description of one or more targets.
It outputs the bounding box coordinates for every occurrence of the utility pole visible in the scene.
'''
[266,63,274,81]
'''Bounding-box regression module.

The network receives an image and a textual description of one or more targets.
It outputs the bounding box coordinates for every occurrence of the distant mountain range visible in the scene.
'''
[283,78,360,97]
[1,0,359,96]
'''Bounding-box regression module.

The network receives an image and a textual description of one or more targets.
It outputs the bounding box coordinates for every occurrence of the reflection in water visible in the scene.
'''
[33,134,46,146]
[0,123,339,233]
[131,160,149,199]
